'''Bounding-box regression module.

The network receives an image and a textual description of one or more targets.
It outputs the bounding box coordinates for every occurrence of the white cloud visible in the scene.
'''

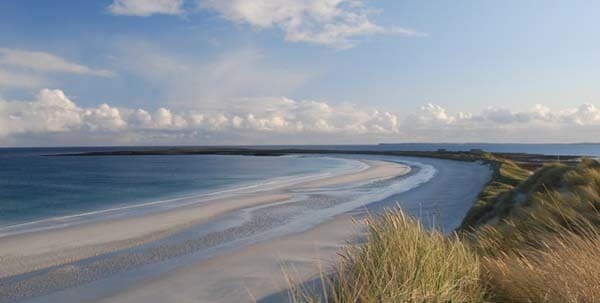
[0,89,398,144]
[3,89,600,145]
[0,89,130,139]
[220,97,399,134]
[108,0,184,16]
[0,48,114,92]
[403,103,600,142]
[108,0,419,48]
[0,48,113,77]
[0,89,82,137]
[200,0,420,49]
[406,103,456,127]
[560,104,600,126]
[83,104,127,131]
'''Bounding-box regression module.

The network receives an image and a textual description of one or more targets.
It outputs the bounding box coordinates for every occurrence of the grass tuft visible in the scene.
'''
[483,231,600,303]
[289,210,486,303]
[291,158,600,303]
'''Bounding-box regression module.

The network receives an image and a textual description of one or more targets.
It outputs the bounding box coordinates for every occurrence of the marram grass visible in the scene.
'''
[473,159,600,302]
[482,231,600,303]
[288,210,487,303]
[289,159,600,303]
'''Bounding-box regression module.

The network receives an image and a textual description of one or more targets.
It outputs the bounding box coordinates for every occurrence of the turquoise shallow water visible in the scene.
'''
[0,149,349,227]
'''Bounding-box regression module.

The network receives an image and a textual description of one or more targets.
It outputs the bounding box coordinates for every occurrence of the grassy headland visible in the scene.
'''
[459,157,531,229]
[289,154,600,302]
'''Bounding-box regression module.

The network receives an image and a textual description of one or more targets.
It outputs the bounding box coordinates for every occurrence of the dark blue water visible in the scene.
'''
[0,148,345,226]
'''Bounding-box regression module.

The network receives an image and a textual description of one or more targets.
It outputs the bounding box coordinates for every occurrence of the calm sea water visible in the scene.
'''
[0,148,347,226]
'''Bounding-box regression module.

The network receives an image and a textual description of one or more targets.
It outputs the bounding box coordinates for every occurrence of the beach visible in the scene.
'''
[0,156,491,303]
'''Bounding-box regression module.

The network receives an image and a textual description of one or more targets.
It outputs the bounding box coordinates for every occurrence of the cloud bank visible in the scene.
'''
[0,89,399,145]
[406,103,600,129]
[108,0,419,48]
[2,89,600,146]
[402,103,600,142]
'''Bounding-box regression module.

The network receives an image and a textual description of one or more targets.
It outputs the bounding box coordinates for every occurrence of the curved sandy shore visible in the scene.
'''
[0,156,492,303]
[0,159,408,285]
[83,157,492,303]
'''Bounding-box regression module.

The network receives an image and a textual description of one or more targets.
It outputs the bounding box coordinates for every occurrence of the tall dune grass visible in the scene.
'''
[473,159,600,302]
[288,210,486,303]
[470,159,600,257]
[291,158,600,303]
[483,231,600,303]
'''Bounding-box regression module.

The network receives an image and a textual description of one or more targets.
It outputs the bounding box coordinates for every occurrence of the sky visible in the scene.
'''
[1,0,600,146]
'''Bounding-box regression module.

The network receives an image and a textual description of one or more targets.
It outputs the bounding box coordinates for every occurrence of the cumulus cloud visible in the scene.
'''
[0,89,123,138]
[561,104,600,126]
[0,89,399,145]
[108,0,184,16]
[222,97,399,134]
[3,89,600,145]
[200,0,419,49]
[402,102,600,142]
[406,103,457,128]
[0,48,113,77]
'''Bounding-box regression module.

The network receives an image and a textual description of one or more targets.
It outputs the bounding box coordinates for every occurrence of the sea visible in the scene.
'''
[1,143,599,228]
[0,148,351,227]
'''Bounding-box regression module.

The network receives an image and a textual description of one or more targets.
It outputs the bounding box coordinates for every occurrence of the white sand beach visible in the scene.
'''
[0,157,491,303]
[93,215,360,303]
[0,159,409,301]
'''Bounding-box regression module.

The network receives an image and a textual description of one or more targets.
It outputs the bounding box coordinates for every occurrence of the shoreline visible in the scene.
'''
[87,156,491,303]
[0,158,411,302]
[0,155,364,234]
[0,155,493,303]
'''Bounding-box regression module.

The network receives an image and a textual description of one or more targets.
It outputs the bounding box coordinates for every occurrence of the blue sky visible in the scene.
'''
[1,0,600,146]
